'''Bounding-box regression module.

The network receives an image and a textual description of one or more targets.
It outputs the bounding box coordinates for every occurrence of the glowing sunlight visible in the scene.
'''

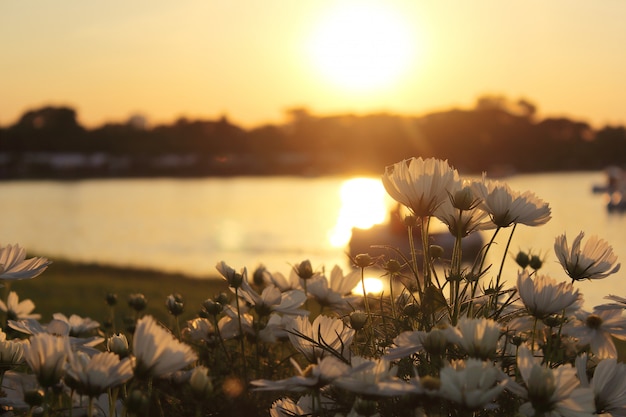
[359,276,385,295]
[329,178,388,248]
[308,2,416,91]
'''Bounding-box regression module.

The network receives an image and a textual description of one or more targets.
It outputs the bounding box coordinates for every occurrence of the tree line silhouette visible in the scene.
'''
[1,96,625,179]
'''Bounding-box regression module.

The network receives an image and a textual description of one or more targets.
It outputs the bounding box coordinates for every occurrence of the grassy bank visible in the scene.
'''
[8,259,229,330]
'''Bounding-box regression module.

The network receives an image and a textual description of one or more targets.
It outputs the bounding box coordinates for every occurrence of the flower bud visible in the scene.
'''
[354,253,374,268]
[107,333,129,358]
[529,255,543,270]
[295,260,314,279]
[515,251,530,268]
[126,389,150,414]
[128,294,147,312]
[403,302,420,318]
[202,299,223,316]
[452,186,475,211]
[385,259,402,273]
[166,293,184,316]
[430,245,444,259]
[349,311,368,330]
[105,293,118,306]
[24,389,45,407]
[189,366,213,399]
[253,266,266,286]
[214,292,229,305]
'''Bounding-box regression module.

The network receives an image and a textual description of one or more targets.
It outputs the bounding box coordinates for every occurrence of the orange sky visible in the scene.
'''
[2,1,626,129]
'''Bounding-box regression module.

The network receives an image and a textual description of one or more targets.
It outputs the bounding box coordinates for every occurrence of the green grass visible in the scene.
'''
[8,260,229,330]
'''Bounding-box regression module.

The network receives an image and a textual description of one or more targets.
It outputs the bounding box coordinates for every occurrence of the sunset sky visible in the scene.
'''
[2,1,626,129]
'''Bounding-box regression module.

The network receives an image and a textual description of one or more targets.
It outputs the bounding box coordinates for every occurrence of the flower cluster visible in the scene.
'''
[0,157,624,417]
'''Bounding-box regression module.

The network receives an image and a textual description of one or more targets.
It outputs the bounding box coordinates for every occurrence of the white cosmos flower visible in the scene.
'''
[472,174,551,227]
[237,279,308,316]
[435,180,493,237]
[23,333,70,388]
[382,157,460,217]
[446,317,502,360]
[306,265,361,312]
[185,317,216,344]
[565,308,626,359]
[386,330,428,360]
[576,355,626,417]
[0,244,51,280]
[52,313,100,336]
[597,294,626,311]
[286,315,355,363]
[439,359,508,411]
[0,291,40,320]
[217,304,254,339]
[65,351,133,398]
[0,337,24,369]
[554,232,621,282]
[517,270,582,319]
[335,356,415,397]
[263,268,303,292]
[435,197,493,238]
[251,356,349,392]
[270,395,326,417]
[517,346,594,417]
[132,315,197,378]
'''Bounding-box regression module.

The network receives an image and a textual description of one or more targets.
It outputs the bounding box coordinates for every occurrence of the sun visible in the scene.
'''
[308,2,417,91]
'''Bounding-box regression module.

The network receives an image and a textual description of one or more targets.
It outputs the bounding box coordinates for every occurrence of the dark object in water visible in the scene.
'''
[349,223,484,264]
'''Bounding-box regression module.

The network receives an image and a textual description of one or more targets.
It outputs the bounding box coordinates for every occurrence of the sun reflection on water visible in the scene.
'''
[328,178,389,247]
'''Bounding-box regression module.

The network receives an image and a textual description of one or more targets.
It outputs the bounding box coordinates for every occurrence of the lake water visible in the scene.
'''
[0,171,623,308]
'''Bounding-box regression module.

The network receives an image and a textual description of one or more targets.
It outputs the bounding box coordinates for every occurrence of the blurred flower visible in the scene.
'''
[517,270,581,319]
[251,356,349,392]
[576,355,626,417]
[189,365,213,399]
[218,304,254,339]
[385,330,429,360]
[215,261,244,288]
[184,318,215,344]
[269,396,313,417]
[23,333,70,388]
[0,291,40,320]
[516,346,594,417]
[52,313,100,336]
[382,157,460,217]
[446,317,502,360]
[65,350,132,398]
[597,294,626,310]
[554,232,621,282]
[335,356,415,397]
[472,175,551,227]
[165,293,184,316]
[0,244,51,280]
[565,308,626,358]
[132,315,197,379]
[262,268,303,292]
[439,359,508,411]
[258,313,290,343]
[0,337,24,370]
[286,315,355,363]
[0,371,38,412]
